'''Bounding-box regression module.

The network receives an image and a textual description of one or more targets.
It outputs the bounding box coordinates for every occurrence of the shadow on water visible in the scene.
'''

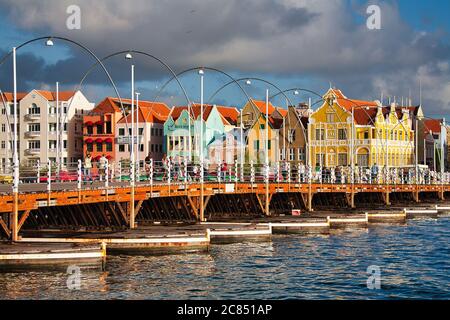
[0,218,449,299]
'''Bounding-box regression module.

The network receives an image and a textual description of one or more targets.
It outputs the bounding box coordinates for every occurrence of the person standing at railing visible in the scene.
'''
[299,161,306,183]
[162,154,168,181]
[371,164,378,184]
[335,166,341,184]
[144,154,151,180]
[221,162,228,181]
[99,154,107,182]
[84,154,93,184]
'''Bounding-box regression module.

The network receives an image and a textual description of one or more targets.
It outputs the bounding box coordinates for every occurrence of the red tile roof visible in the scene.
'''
[118,102,170,124]
[90,97,122,114]
[249,99,276,115]
[34,90,77,101]
[170,104,238,125]
[424,119,443,134]
[1,92,28,102]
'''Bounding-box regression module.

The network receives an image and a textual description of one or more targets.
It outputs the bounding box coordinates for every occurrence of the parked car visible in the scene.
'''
[0,174,13,184]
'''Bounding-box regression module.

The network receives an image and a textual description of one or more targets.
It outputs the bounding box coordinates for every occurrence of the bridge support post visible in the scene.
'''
[439,189,445,201]
[382,191,391,206]
[11,192,18,241]
[413,190,420,203]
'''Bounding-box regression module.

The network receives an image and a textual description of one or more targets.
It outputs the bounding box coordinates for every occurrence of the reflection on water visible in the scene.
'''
[0,218,449,299]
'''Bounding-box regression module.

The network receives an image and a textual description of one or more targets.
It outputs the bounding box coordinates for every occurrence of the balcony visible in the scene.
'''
[24,113,41,121]
[24,131,41,138]
[25,148,40,156]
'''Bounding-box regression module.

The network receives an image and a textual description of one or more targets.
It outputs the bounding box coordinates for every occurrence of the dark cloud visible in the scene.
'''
[0,0,449,116]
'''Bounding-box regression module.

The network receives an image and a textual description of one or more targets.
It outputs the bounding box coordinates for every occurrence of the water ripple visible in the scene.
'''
[0,219,449,299]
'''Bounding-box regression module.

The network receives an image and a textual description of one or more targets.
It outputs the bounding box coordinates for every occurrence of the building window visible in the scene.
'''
[159,129,163,136]
[298,147,305,161]
[106,142,112,152]
[49,123,57,132]
[260,124,265,130]
[268,141,271,150]
[96,143,102,152]
[119,144,125,152]
[364,131,369,139]
[1,141,5,149]
[49,140,57,149]
[97,125,103,134]
[63,140,67,149]
[28,123,40,132]
[338,129,346,140]
[326,113,334,123]
[316,129,325,140]
[288,129,295,143]
[29,103,40,115]
[289,148,295,161]
[119,128,125,136]
[139,128,144,136]
[151,128,155,136]
[254,140,260,150]
[87,126,93,134]
[338,153,348,166]
[28,141,40,149]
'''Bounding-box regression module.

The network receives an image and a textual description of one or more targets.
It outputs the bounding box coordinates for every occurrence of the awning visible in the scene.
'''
[95,138,103,143]
[95,120,104,125]
[84,121,94,126]
[94,155,101,161]
[85,138,93,143]
[106,155,112,160]
[104,138,113,143]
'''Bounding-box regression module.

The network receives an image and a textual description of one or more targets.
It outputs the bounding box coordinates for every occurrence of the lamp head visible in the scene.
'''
[245,80,252,85]
[46,38,54,46]
[198,69,204,75]
[294,90,299,95]
[125,52,133,60]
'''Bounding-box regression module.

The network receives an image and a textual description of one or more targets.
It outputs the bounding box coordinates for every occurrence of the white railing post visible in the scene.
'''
[150,159,154,186]
[217,162,221,183]
[276,162,280,183]
[250,160,255,184]
[287,162,291,183]
[105,159,109,188]
[234,160,239,183]
[199,161,204,183]
[168,160,172,185]
[47,160,52,192]
[240,162,244,182]
[118,161,122,182]
[36,160,40,183]
[77,159,82,190]
[183,159,188,184]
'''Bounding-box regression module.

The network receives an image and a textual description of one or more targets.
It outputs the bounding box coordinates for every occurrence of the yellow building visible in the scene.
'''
[309,88,415,168]
[245,113,279,164]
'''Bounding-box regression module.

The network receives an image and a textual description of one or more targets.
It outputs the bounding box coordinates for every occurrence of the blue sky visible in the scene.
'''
[0,0,449,119]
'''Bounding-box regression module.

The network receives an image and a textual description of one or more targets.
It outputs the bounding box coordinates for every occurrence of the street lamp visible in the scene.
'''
[198,68,205,222]
[45,38,54,46]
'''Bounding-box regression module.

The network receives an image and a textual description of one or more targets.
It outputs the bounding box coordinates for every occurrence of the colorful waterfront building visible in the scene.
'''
[1,90,93,170]
[309,88,416,168]
[423,118,447,171]
[163,104,239,163]
[115,101,170,165]
[83,97,125,163]
[278,103,310,163]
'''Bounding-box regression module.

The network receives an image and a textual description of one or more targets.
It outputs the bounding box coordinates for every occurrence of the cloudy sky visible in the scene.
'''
[0,0,449,117]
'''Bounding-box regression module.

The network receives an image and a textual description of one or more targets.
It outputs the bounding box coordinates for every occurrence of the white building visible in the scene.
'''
[0,90,94,172]
[115,100,170,165]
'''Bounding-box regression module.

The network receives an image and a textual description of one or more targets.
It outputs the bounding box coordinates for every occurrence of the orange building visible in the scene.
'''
[83,97,125,162]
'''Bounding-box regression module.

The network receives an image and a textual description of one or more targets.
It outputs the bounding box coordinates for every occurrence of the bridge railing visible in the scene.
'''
[1,159,450,191]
